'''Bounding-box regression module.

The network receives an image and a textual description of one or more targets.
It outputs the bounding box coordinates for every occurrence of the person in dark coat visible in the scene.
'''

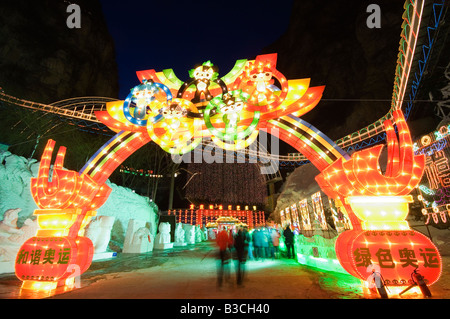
[260,227,270,259]
[233,227,250,285]
[252,227,261,260]
[283,224,295,259]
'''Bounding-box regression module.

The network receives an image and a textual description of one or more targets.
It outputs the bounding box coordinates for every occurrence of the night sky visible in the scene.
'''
[99,0,294,99]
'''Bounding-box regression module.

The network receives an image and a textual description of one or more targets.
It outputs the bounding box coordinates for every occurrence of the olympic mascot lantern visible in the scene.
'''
[232,53,289,112]
[97,53,326,154]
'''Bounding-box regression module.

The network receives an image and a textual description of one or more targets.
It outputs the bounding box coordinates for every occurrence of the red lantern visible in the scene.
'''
[15,237,74,288]
[315,110,425,200]
[335,229,442,286]
[74,236,94,275]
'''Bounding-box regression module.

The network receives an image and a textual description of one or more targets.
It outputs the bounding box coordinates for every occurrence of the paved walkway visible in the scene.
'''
[1,241,449,300]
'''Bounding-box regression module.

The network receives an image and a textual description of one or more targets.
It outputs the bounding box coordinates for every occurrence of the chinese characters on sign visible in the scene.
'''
[354,247,440,269]
[416,133,450,226]
[16,247,71,266]
[15,237,77,283]
[344,230,442,285]
[424,149,450,189]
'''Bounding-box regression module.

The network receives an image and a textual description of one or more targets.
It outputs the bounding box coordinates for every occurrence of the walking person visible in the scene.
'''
[228,228,234,254]
[252,227,261,260]
[247,228,254,260]
[283,224,295,259]
[271,228,281,259]
[261,227,270,259]
[233,227,249,286]
[216,227,231,287]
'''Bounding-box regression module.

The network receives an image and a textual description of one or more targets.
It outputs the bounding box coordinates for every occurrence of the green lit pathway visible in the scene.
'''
[53,241,362,299]
[2,241,450,299]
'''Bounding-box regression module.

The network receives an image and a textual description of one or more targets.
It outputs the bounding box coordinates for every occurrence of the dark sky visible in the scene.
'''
[99,0,294,99]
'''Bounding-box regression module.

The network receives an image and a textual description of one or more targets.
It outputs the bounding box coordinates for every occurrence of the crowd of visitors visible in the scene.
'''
[216,223,296,287]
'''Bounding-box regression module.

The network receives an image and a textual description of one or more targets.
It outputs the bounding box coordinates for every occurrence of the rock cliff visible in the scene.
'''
[262,0,404,141]
[0,0,119,104]
[262,1,414,218]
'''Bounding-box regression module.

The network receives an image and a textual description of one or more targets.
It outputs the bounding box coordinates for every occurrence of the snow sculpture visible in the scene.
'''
[174,223,187,247]
[0,208,38,267]
[123,219,153,253]
[208,228,216,240]
[85,215,116,258]
[183,224,196,244]
[195,225,203,243]
[312,219,324,237]
[0,208,22,236]
[154,222,173,250]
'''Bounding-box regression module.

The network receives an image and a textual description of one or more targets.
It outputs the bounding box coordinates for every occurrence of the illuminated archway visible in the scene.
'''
[15,53,441,296]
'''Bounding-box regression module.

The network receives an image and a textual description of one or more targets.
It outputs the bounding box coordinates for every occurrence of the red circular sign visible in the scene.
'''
[15,237,77,283]
[335,230,442,286]
[15,236,94,285]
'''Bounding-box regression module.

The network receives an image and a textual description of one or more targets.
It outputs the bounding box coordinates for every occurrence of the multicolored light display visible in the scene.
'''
[18,53,338,292]
[95,53,348,163]
[168,206,265,229]
[415,123,450,227]
[16,50,443,296]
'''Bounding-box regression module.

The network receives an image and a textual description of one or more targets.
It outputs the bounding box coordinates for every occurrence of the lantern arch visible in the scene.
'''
[15,51,441,295]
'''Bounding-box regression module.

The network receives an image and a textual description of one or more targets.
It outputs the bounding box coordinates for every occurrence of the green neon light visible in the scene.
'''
[204,90,260,142]
[220,59,247,84]
[162,69,184,88]
[296,253,348,275]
